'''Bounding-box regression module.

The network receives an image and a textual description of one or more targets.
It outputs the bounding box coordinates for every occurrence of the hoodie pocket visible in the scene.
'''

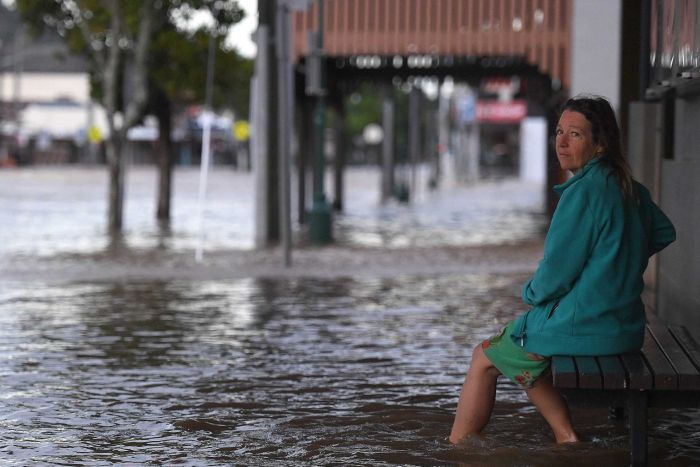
[547,301,560,319]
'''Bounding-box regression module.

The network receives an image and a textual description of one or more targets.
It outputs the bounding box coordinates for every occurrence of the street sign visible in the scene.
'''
[87,125,102,144]
[234,120,250,141]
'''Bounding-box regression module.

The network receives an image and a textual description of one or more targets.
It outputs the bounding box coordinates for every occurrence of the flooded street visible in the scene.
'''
[0,165,545,257]
[1,166,698,465]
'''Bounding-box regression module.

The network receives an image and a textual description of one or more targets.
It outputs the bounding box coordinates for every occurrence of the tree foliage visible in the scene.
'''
[150,26,253,118]
[344,83,382,139]
[13,0,251,230]
[15,0,250,117]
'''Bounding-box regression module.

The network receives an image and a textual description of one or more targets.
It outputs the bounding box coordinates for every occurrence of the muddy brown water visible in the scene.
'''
[1,276,698,465]
[1,167,698,465]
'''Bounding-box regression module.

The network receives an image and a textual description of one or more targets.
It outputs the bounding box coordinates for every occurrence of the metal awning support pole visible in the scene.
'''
[307,0,332,243]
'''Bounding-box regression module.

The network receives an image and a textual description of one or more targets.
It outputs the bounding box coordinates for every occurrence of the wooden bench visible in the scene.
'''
[552,314,700,467]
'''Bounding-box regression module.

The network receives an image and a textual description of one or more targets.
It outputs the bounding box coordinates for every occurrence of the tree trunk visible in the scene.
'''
[156,97,173,222]
[106,135,124,233]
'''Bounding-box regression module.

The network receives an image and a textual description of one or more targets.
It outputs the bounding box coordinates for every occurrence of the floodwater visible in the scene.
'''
[1,165,699,465]
[0,165,545,257]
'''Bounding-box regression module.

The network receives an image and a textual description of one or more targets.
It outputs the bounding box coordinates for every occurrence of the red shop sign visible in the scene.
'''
[476,100,527,123]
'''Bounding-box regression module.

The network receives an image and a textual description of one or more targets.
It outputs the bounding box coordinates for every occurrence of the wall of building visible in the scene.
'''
[292,0,573,90]
[657,94,700,333]
[0,72,89,102]
[570,0,621,109]
[519,117,547,185]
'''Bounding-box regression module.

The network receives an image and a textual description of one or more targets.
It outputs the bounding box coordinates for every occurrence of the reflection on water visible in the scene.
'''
[1,276,698,465]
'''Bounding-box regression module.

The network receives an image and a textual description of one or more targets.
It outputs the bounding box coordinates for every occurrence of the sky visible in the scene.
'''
[226,0,258,58]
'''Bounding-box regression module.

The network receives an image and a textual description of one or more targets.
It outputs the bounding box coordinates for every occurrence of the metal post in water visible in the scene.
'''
[307,0,332,243]
[195,29,217,262]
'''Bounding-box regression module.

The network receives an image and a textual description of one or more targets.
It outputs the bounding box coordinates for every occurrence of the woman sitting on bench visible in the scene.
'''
[449,95,676,444]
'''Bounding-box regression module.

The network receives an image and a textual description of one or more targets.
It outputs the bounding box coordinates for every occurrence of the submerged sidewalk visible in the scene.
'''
[1,239,544,283]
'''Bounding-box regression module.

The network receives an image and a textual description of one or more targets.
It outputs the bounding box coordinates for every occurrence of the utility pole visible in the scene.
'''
[307,0,332,243]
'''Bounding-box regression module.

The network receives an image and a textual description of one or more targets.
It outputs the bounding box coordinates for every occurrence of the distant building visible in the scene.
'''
[0,4,108,165]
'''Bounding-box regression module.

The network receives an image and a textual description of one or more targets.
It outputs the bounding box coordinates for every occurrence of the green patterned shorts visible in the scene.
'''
[482,320,551,389]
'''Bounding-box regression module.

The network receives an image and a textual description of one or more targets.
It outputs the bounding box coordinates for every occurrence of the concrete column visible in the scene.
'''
[571,0,622,109]
[296,97,312,225]
[408,87,421,200]
[332,100,345,211]
[252,26,271,248]
[381,85,395,202]
[466,123,480,182]
[457,121,479,184]
[254,1,280,247]
[519,117,547,185]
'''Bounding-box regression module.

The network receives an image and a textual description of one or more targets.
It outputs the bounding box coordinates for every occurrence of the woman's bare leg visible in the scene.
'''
[525,375,579,443]
[449,345,501,444]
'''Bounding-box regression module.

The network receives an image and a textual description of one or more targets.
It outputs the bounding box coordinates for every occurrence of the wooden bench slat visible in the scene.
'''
[574,356,602,389]
[668,325,700,371]
[550,315,699,467]
[598,355,627,389]
[643,327,678,390]
[620,353,653,390]
[647,323,700,390]
[552,356,577,388]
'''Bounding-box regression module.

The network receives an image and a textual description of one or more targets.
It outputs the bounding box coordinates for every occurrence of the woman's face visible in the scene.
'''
[555,110,602,173]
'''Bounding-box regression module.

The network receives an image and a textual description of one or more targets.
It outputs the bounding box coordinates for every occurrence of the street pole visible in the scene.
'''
[307,0,332,243]
[276,1,293,266]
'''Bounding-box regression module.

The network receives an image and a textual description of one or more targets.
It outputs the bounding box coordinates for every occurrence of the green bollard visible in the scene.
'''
[308,199,332,244]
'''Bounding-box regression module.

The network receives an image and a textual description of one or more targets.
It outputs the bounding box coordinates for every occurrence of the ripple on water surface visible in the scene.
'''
[0,277,698,465]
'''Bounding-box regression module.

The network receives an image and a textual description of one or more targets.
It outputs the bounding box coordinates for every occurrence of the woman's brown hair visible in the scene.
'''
[560,95,637,202]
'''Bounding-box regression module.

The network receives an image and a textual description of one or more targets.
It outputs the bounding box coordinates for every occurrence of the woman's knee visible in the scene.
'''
[469,344,499,377]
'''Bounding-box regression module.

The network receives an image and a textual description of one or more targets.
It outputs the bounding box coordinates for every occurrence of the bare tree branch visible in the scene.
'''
[123,1,156,129]
[103,0,123,136]
[71,0,106,72]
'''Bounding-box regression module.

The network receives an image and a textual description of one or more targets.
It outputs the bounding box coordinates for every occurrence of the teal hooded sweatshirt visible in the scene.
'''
[511,157,676,356]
